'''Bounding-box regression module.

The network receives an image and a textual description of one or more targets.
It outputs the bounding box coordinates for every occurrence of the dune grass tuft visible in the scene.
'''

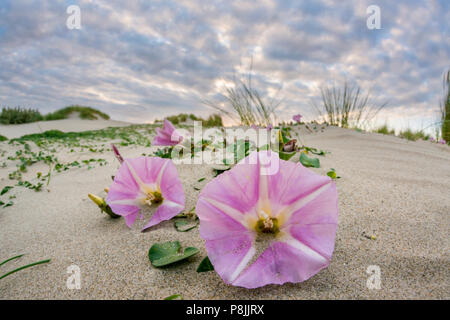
[203,63,280,126]
[311,80,387,129]
[398,128,430,141]
[375,124,395,135]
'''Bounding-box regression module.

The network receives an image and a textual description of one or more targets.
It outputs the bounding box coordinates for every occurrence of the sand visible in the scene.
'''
[0,123,449,299]
[0,118,131,139]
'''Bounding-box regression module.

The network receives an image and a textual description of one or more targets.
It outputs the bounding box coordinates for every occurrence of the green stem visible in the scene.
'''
[0,259,51,280]
[0,254,24,267]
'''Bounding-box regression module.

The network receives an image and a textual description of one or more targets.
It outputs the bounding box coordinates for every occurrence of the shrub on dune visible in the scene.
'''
[0,106,43,124]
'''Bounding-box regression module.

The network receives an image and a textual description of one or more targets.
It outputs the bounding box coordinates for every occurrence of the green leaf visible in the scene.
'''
[300,153,320,168]
[327,168,341,179]
[0,254,24,267]
[196,256,214,273]
[327,170,337,179]
[212,164,231,177]
[2,201,13,208]
[279,151,296,161]
[174,219,198,232]
[164,294,183,300]
[304,146,327,156]
[148,241,199,267]
[1,186,13,196]
[197,177,206,182]
[0,259,51,280]
[280,128,291,144]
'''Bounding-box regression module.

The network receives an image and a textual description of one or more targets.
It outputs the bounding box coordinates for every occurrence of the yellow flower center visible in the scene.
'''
[144,190,163,205]
[255,209,280,234]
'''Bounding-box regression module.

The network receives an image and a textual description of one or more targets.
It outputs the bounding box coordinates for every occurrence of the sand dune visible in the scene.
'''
[0,118,131,139]
[0,125,449,299]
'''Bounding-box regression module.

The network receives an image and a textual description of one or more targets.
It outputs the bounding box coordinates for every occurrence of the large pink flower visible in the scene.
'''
[106,157,185,231]
[196,151,338,288]
[153,119,183,146]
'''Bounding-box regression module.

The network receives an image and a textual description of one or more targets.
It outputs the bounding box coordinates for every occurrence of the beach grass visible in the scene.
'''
[375,124,395,135]
[203,67,280,127]
[440,70,450,142]
[398,128,430,141]
[311,80,387,129]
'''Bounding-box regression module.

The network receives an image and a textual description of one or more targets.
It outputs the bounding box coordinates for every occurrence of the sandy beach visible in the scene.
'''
[0,119,449,300]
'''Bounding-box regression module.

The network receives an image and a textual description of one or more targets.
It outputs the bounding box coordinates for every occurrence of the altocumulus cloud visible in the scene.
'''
[0,0,448,128]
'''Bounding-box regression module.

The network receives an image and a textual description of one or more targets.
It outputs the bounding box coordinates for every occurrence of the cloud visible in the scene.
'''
[0,0,448,131]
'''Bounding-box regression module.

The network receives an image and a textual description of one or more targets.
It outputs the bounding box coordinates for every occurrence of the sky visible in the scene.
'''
[0,0,449,132]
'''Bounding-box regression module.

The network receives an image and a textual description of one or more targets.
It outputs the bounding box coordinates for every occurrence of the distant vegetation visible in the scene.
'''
[398,128,430,141]
[0,105,109,125]
[44,105,110,121]
[159,113,223,127]
[375,124,395,135]
[374,124,431,141]
[0,107,43,124]
[311,81,387,129]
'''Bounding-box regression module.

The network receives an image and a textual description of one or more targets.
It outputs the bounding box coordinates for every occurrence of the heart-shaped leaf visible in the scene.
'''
[300,153,320,168]
[148,241,199,267]
[197,256,214,273]
[279,151,296,161]
[174,219,199,232]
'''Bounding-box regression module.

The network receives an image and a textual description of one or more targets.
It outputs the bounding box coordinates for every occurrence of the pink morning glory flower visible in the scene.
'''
[153,119,184,146]
[438,139,446,145]
[196,151,338,288]
[106,157,185,231]
[266,124,273,131]
[293,114,302,123]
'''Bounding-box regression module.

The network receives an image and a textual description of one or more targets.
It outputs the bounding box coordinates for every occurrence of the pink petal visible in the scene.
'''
[198,158,260,217]
[232,241,329,289]
[142,201,184,230]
